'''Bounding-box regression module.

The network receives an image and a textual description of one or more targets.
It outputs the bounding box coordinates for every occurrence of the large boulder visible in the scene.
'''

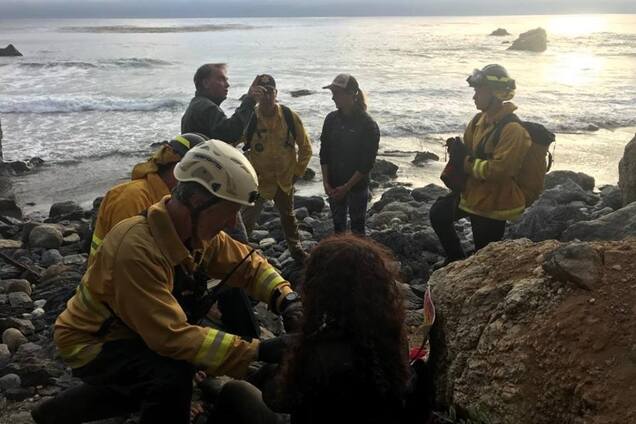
[293,195,324,214]
[369,186,412,213]
[370,159,398,182]
[507,28,547,52]
[411,184,448,202]
[412,151,439,166]
[28,224,63,249]
[0,44,22,57]
[599,185,623,211]
[618,133,636,206]
[428,238,636,424]
[489,28,510,36]
[48,200,84,221]
[544,170,595,191]
[561,201,636,241]
[0,197,22,220]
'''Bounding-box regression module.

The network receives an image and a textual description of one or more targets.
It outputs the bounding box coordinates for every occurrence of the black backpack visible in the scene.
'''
[243,104,296,151]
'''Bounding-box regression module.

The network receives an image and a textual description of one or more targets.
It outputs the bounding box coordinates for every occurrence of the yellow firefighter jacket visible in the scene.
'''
[460,102,532,221]
[55,196,292,378]
[89,173,169,265]
[243,104,312,200]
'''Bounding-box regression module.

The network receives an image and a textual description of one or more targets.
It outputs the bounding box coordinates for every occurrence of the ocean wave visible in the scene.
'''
[60,24,257,33]
[0,96,183,114]
[15,58,171,70]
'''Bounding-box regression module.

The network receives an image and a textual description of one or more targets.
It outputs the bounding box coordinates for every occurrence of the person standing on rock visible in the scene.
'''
[88,133,206,266]
[320,74,380,236]
[32,140,303,424]
[181,63,265,143]
[430,64,531,264]
[240,74,312,264]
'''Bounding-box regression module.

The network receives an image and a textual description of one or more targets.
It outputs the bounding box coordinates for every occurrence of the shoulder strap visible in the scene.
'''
[244,111,258,144]
[280,104,297,141]
[476,113,520,159]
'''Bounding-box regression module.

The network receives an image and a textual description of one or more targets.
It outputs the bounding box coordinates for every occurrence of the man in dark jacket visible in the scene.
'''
[181,63,264,143]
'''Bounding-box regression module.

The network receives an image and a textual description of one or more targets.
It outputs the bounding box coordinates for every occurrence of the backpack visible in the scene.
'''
[471,112,555,206]
[243,104,296,151]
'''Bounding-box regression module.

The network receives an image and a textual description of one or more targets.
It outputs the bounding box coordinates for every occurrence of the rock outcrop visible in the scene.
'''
[0,44,22,57]
[489,28,510,36]
[429,238,636,424]
[618,133,636,206]
[507,28,547,52]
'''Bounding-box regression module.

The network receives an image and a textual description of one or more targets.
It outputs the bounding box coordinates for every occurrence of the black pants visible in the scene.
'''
[73,338,195,424]
[328,188,369,235]
[430,193,506,261]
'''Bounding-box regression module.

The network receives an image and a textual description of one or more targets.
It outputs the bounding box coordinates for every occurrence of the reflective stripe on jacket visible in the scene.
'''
[55,196,291,377]
[459,102,531,221]
[89,172,169,265]
[244,104,312,200]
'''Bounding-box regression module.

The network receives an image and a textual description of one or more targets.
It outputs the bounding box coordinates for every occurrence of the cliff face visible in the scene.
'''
[428,238,636,424]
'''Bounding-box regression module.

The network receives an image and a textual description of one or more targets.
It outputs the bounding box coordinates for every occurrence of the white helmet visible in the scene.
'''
[174,139,259,206]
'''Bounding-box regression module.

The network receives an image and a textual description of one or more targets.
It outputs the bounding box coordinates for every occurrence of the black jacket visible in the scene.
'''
[181,91,255,143]
[319,109,380,191]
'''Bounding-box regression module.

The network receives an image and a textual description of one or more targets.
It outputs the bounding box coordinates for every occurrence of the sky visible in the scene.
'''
[0,0,635,18]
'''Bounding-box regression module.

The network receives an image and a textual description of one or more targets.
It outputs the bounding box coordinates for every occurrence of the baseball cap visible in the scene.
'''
[322,73,359,93]
[256,74,276,89]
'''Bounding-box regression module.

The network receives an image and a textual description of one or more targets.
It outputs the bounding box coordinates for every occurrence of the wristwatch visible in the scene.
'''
[279,292,301,314]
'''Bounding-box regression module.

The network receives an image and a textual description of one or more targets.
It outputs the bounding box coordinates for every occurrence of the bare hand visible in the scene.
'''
[331,185,349,201]
[248,75,267,102]
[323,182,334,197]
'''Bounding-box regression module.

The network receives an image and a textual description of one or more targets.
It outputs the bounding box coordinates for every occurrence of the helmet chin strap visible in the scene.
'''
[187,196,220,247]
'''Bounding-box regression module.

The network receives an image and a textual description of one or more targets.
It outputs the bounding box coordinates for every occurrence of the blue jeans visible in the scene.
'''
[328,188,369,235]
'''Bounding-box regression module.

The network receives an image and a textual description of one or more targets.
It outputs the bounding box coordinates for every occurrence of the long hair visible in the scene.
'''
[354,88,368,111]
[280,234,408,401]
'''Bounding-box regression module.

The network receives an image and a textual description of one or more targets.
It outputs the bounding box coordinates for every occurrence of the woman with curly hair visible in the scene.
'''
[211,234,410,424]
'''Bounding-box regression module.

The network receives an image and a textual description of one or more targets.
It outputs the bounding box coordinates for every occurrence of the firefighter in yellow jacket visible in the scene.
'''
[32,140,302,424]
[88,132,206,265]
[240,74,312,263]
[430,64,531,264]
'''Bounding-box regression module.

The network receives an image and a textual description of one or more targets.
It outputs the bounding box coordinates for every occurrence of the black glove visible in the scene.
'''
[281,299,303,333]
[258,334,299,363]
[446,137,469,168]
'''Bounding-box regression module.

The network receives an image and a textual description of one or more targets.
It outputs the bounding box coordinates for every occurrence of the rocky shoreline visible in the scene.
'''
[0,133,635,423]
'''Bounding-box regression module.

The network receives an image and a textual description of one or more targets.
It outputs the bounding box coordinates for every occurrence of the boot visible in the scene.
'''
[31,383,135,424]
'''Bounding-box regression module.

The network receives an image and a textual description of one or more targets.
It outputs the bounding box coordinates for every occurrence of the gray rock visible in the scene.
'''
[5,279,32,296]
[543,243,602,290]
[31,307,45,318]
[33,299,46,308]
[411,184,449,202]
[540,179,598,206]
[618,133,636,206]
[28,224,63,249]
[0,44,22,57]
[370,159,398,180]
[0,317,35,336]
[412,151,439,165]
[16,342,42,356]
[0,239,22,249]
[562,201,636,241]
[399,283,424,310]
[63,254,86,265]
[62,233,81,245]
[2,328,27,353]
[8,291,32,308]
[249,230,270,242]
[40,249,63,267]
[490,28,510,36]
[369,186,412,213]
[294,195,325,214]
[259,238,276,248]
[49,200,83,220]
[0,373,21,391]
[0,197,23,220]
[508,27,547,52]
[302,167,316,181]
[5,387,34,401]
[507,203,590,242]
[290,89,314,98]
[0,344,10,368]
[599,185,623,211]
[294,207,309,221]
[544,170,595,191]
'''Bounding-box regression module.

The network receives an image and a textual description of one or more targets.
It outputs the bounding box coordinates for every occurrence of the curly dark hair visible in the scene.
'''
[280,234,409,402]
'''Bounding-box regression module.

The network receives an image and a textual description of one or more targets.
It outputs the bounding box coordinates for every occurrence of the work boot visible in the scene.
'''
[31,383,135,424]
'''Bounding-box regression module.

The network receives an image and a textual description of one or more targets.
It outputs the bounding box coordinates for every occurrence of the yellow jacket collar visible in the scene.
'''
[483,102,517,125]
[146,195,190,266]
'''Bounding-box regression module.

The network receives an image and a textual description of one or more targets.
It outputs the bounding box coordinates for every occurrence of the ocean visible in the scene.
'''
[1,15,635,214]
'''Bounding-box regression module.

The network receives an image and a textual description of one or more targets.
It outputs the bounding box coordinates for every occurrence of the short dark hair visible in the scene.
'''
[172,181,219,206]
[193,63,227,91]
